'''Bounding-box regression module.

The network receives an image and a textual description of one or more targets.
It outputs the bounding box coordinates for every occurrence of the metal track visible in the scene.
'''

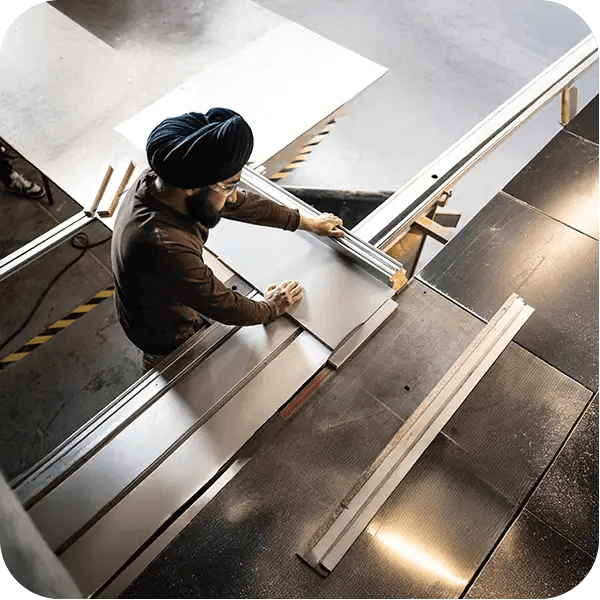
[241,166,404,283]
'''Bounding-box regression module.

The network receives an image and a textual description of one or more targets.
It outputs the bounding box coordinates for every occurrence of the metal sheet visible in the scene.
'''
[418,192,599,390]
[464,509,595,598]
[525,394,598,556]
[207,218,393,349]
[28,318,301,552]
[114,21,386,167]
[503,129,599,239]
[58,330,330,597]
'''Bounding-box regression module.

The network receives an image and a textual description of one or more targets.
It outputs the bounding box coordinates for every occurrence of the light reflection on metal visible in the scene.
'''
[368,525,469,587]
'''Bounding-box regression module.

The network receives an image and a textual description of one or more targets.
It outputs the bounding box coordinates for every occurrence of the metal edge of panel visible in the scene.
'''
[58,330,331,597]
[13,280,254,504]
[301,293,534,575]
[352,35,598,249]
[327,298,399,368]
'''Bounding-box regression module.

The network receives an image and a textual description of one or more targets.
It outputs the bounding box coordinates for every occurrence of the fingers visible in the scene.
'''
[281,280,303,300]
[313,213,344,237]
[266,283,277,292]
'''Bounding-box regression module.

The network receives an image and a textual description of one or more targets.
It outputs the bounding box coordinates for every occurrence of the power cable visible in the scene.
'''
[0,232,111,353]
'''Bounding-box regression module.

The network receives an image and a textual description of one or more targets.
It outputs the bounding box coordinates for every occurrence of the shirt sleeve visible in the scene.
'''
[221,189,301,231]
[158,230,281,326]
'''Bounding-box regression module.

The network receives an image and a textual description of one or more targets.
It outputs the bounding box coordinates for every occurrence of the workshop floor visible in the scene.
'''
[0,0,597,590]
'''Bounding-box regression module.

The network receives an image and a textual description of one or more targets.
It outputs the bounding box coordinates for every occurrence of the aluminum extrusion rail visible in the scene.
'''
[242,166,404,285]
[302,293,534,575]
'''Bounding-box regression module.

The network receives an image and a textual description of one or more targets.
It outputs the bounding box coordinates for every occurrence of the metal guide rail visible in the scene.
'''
[241,166,404,286]
[353,34,598,251]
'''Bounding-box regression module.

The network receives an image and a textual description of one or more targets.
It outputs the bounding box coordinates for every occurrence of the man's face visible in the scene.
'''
[185,170,242,228]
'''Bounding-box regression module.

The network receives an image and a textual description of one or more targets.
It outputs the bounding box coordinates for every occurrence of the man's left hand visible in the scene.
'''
[299,213,344,238]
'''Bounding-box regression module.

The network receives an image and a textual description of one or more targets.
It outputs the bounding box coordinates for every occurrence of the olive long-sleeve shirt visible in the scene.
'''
[111,169,300,355]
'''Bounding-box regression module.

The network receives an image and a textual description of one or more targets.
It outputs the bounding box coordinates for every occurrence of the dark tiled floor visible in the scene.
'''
[526,394,598,557]
[503,129,598,239]
[418,192,599,391]
[442,342,592,504]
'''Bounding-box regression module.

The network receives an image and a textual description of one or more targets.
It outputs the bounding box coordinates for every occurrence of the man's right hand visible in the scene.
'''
[264,280,303,315]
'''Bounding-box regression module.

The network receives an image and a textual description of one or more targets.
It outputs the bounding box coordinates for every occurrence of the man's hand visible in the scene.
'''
[264,280,304,315]
[299,213,344,238]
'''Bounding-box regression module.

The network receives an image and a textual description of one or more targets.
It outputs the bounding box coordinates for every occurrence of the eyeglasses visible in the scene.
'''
[209,180,239,195]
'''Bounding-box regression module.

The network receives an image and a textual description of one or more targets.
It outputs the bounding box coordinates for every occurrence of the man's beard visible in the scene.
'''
[185,189,221,228]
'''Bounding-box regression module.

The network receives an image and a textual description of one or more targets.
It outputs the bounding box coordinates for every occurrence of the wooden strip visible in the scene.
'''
[97,161,136,218]
[84,164,113,216]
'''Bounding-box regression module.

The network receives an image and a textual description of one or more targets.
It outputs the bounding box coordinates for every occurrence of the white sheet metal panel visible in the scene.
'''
[206,218,394,349]
[114,20,387,167]
[58,331,330,597]
[1,2,384,214]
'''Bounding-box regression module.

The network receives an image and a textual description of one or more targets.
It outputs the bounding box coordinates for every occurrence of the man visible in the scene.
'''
[111,108,344,371]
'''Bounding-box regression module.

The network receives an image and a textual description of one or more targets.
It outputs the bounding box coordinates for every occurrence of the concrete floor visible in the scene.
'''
[0,0,597,535]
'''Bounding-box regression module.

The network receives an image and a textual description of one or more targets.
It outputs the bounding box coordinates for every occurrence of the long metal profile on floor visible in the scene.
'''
[353,33,598,251]
[302,293,534,575]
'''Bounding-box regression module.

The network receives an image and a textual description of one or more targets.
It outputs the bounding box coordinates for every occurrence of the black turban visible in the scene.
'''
[146,108,254,189]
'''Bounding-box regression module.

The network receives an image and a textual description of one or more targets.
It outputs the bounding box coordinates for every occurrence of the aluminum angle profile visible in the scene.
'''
[301,293,534,575]
[241,166,402,282]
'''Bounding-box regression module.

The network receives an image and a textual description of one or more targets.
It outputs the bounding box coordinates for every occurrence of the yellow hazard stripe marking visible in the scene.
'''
[71,304,96,313]
[50,319,76,329]
[0,286,115,370]
[1,352,29,363]
[27,335,53,345]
